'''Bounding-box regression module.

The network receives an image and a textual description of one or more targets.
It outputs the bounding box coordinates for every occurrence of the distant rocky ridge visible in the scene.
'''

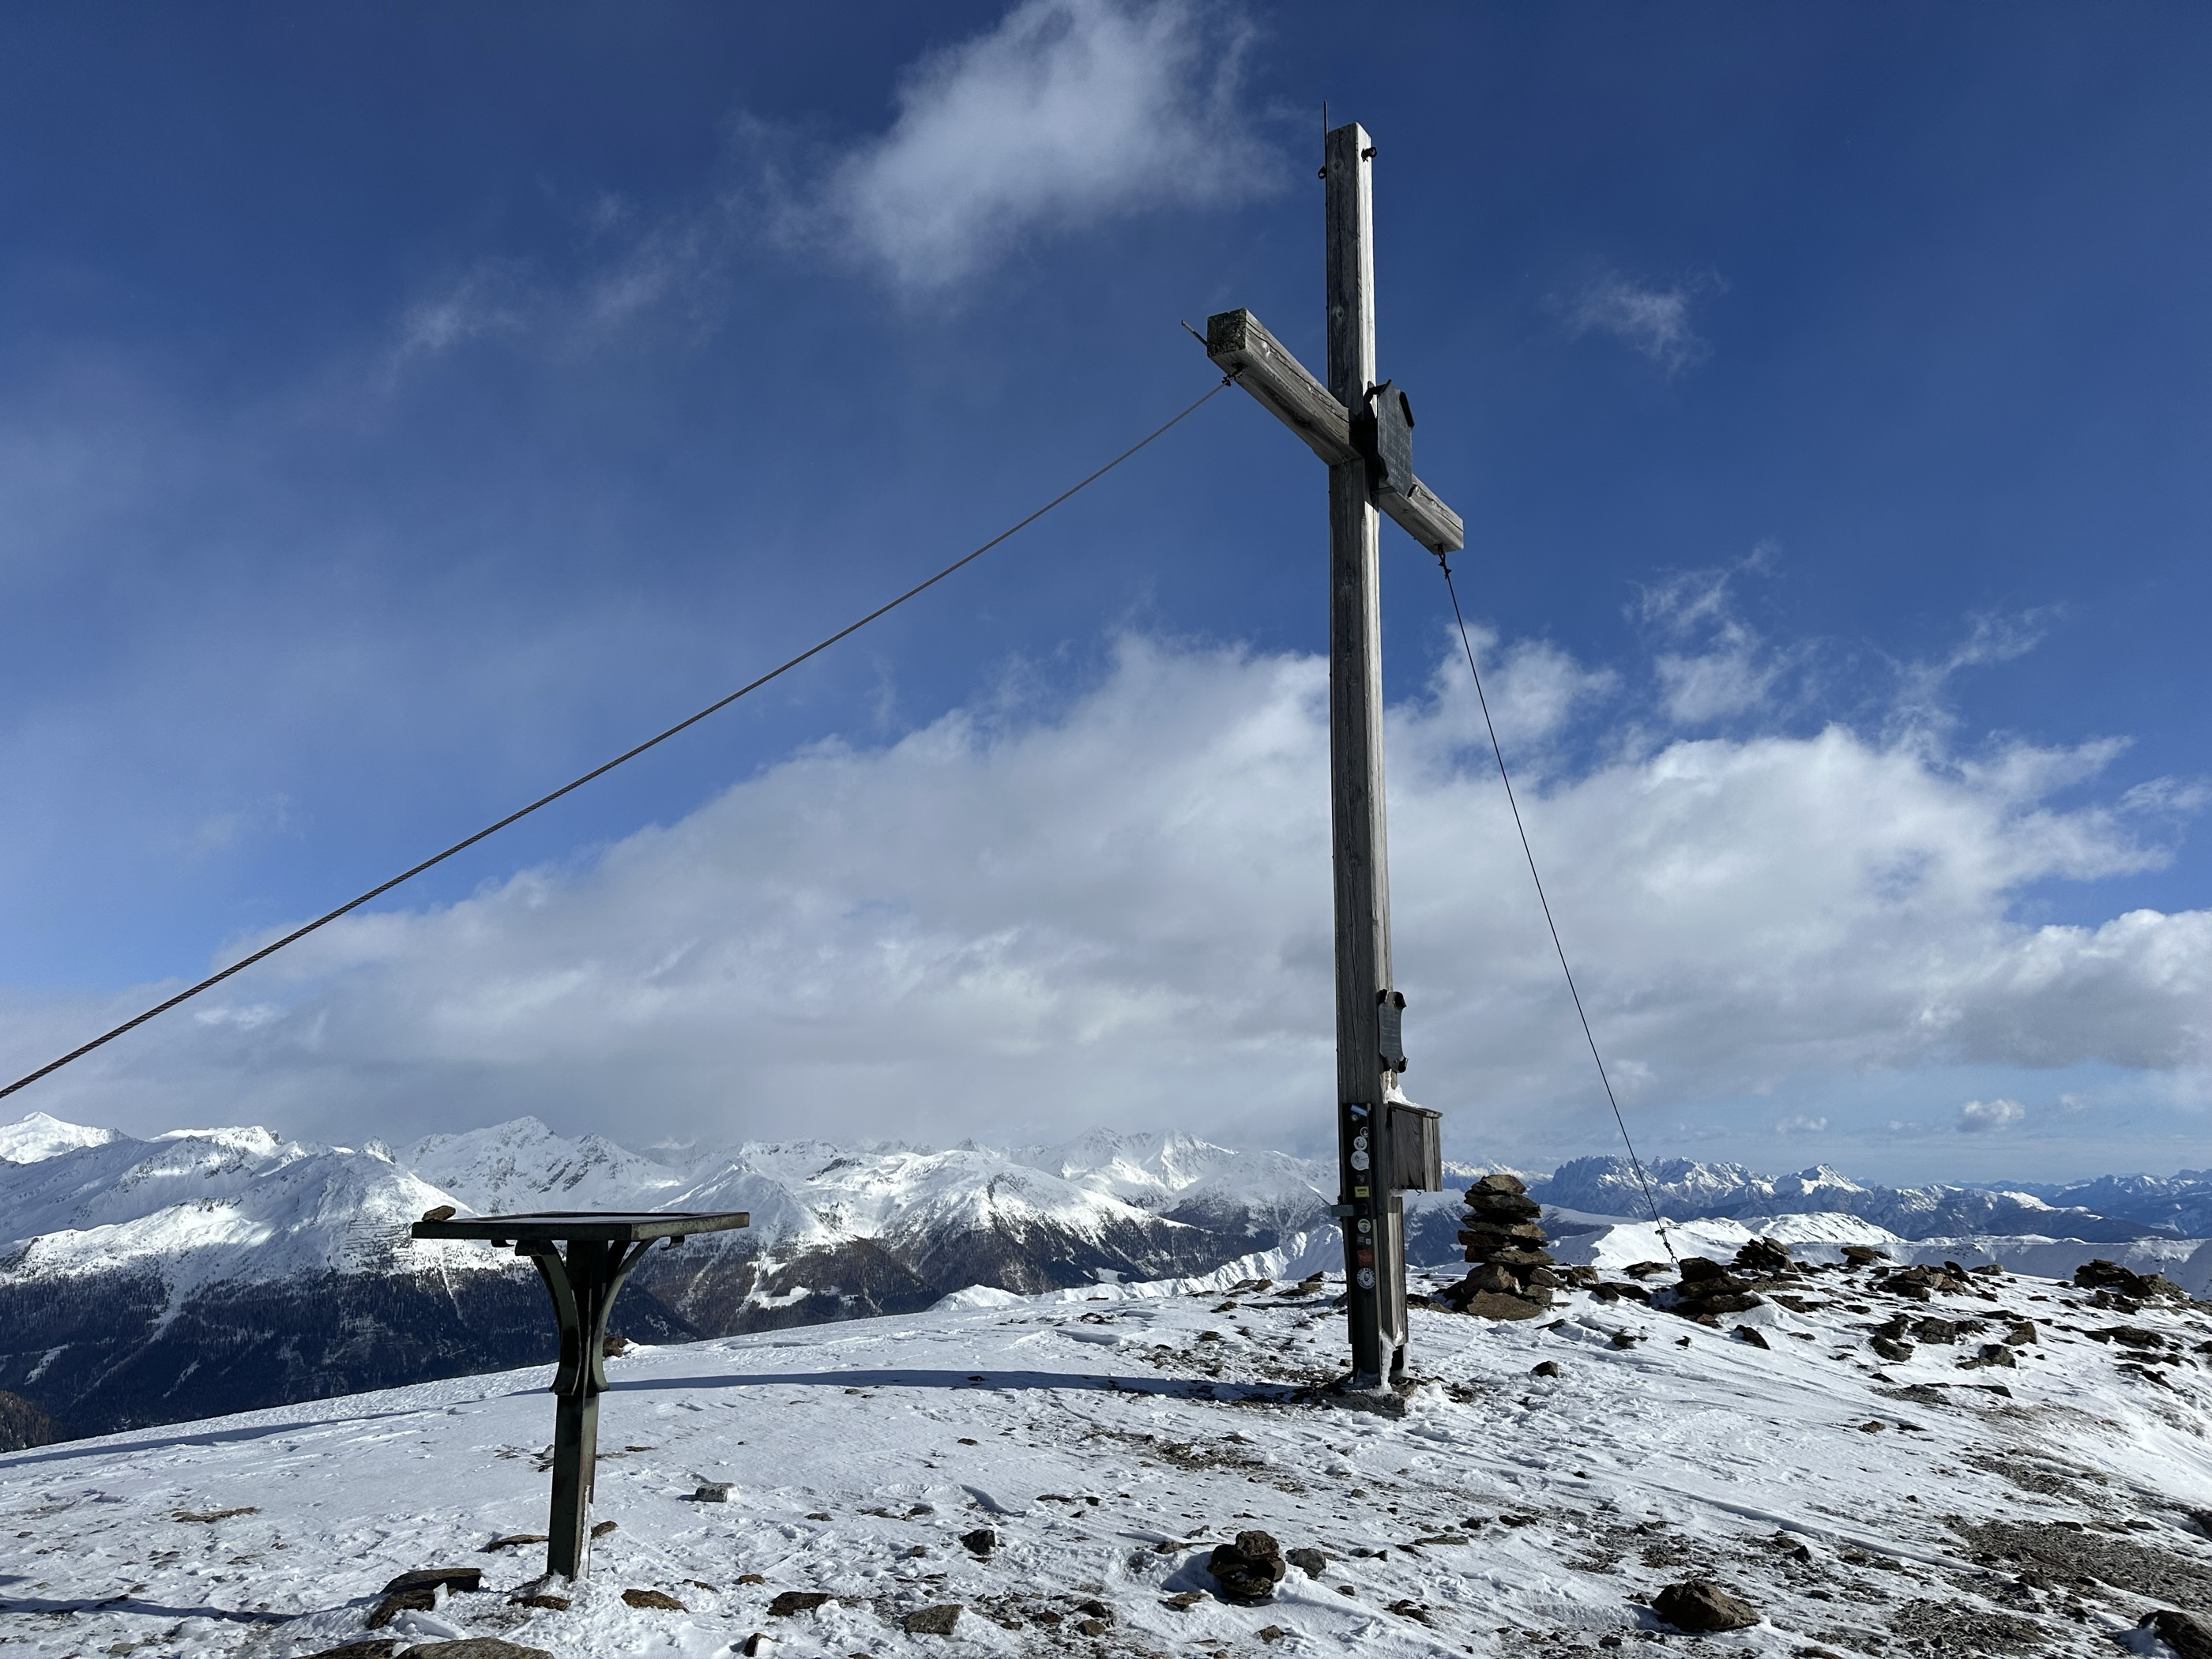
[0,1111,2203,1445]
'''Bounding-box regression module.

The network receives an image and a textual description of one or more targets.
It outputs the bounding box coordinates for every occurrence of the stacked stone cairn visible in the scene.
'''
[1442,1173,1574,1320]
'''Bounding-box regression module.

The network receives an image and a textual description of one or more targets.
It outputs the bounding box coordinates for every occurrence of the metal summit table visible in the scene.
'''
[410,1209,750,1579]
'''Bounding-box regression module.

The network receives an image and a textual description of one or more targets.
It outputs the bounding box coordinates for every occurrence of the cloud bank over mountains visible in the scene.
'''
[6,595,2203,1175]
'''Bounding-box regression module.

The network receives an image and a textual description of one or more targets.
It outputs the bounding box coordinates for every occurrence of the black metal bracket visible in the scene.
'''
[518,1236,656,1579]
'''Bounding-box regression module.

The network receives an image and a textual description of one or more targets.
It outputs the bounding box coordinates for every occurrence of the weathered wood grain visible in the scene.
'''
[1204,307,1465,555]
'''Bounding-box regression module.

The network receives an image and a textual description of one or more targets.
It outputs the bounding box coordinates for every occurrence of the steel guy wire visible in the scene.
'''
[1433,552,1678,1263]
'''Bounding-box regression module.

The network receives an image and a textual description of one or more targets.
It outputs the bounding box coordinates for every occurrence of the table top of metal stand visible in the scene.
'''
[409,1209,751,1243]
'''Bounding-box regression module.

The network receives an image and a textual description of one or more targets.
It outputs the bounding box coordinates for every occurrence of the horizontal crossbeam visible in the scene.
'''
[1206,308,1465,556]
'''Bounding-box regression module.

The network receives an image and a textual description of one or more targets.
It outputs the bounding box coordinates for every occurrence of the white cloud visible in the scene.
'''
[1638,562,1784,724]
[1958,1097,2026,1133]
[1561,269,1721,374]
[11,630,2206,1165]
[807,0,1272,290]
[1775,1115,1828,1134]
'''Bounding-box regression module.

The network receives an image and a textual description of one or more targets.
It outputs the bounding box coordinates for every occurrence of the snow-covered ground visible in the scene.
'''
[6,1253,2211,1657]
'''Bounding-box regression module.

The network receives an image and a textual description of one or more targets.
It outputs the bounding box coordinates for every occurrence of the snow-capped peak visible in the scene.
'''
[152,1124,284,1156]
[0,1111,121,1164]
[402,1115,687,1215]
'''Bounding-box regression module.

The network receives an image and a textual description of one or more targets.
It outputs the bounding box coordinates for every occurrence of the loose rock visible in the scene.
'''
[960,1527,996,1556]
[767,1590,833,1617]
[400,1645,555,1659]
[905,1603,962,1636]
[1465,1289,1549,1321]
[2076,1259,2188,1302]
[1663,1258,1766,1322]
[1286,1546,1327,1578]
[371,1563,483,1622]
[1652,1578,1759,1632]
[623,1587,687,1611]
[384,1567,481,1594]
[1208,1529,1288,1602]
[1734,1237,1793,1276]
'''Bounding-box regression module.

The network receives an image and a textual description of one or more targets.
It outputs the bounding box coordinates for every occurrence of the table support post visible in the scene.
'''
[523,1236,653,1581]
[547,1379,599,1578]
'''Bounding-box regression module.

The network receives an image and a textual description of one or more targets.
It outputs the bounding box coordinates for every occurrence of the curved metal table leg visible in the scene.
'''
[522,1236,656,1580]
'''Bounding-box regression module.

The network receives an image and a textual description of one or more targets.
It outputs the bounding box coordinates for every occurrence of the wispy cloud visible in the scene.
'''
[1560,269,1723,374]
[1638,560,1783,724]
[386,264,527,375]
[791,0,1273,291]
[1890,608,2058,733]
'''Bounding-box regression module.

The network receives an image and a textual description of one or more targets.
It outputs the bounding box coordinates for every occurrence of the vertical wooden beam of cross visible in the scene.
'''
[1205,120,1463,1394]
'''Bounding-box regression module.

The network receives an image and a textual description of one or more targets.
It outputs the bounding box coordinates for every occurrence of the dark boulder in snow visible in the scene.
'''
[904,1603,962,1635]
[366,1567,482,1628]
[2145,1608,2212,1659]
[1208,1529,1288,1601]
[2076,1259,2188,1303]
[1732,1237,1793,1275]
[767,1590,833,1616]
[1652,1578,1759,1632]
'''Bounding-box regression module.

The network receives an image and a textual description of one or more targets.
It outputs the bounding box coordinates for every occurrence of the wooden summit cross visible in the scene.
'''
[1204,120,1460,1394]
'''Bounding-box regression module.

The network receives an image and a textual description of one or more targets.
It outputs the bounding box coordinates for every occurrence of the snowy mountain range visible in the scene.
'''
[2,1108,2206,1446]
[0,1112,1428,1443]
[1533,1155,2169,1243]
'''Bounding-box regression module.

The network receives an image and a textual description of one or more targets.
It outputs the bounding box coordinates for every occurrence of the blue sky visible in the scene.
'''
[1,2,2207,1181]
